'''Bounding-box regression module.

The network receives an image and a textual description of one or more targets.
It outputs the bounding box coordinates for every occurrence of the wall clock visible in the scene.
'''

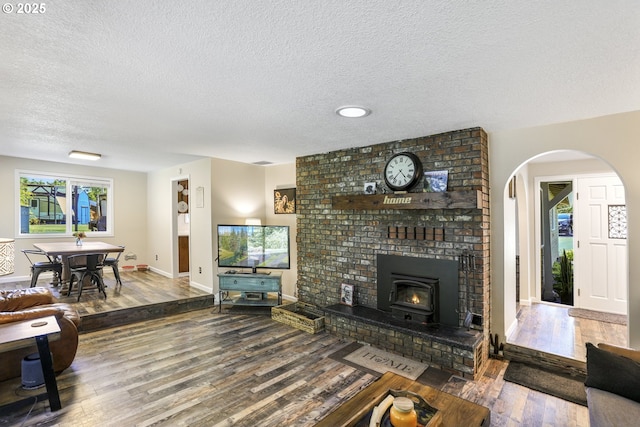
[383,152,423,191]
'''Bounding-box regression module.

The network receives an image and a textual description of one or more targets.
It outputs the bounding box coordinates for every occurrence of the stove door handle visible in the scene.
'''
[388,289,395,302]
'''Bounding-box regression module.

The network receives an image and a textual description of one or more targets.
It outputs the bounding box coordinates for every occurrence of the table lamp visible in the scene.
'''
[0,238,15,275]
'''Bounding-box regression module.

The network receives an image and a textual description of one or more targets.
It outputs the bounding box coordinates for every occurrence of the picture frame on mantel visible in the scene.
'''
[424,170,448,192]
[340,283,354,306]
[274,188,296,214]
[364,182,377,195]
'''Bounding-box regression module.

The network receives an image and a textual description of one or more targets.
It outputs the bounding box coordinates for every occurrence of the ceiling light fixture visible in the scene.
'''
[69,150,102,161]
[336,106,371,118]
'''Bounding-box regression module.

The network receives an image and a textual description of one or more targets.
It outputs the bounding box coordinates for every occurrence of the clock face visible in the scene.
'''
[384,152,423,191]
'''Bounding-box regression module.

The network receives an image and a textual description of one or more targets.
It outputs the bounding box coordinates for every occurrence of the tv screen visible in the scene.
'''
[217,224,290,272]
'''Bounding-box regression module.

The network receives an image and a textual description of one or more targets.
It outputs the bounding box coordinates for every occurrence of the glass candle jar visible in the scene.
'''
[389,396,417,427]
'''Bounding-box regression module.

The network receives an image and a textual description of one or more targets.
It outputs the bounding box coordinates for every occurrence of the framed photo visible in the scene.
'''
[274,188,296,214]
[364,182,377,195]
[340,283,354,306]
[423,170,449,192]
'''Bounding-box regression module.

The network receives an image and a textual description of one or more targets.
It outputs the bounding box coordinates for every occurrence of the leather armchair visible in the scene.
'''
[0,287,81,382]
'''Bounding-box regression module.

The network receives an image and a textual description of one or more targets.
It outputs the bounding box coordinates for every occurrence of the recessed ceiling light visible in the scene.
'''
[69,150,101,161]
[336,106,371,118]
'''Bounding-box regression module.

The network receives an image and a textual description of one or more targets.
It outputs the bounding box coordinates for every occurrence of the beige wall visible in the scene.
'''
[209,158,266,295]
[0,155,148,282]
[265,163,297,299]
[490,110,640,348]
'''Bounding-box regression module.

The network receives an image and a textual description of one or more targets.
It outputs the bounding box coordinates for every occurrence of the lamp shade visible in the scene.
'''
[0,238,15,275]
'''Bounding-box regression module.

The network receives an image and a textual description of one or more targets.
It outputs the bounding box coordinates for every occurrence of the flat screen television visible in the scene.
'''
[217,224,290,273]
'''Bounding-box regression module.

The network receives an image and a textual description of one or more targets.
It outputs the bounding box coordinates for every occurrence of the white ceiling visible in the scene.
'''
[1,1,638,172]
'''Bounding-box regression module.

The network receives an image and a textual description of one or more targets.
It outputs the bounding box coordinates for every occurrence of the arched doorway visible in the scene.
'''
[505,150,628,362]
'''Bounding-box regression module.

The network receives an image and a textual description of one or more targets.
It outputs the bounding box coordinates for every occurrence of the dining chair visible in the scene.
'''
[103,246,124,287]
[67,253,107,301]
[22,249,63,287]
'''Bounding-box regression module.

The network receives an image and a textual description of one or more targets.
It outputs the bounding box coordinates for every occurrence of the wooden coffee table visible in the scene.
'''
[316,371,490,427]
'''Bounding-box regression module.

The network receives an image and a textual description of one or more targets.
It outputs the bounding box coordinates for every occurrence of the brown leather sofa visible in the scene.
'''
[0,287,81,382]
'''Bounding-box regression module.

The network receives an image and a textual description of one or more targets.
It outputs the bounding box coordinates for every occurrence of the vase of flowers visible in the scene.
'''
[73,232,86,246]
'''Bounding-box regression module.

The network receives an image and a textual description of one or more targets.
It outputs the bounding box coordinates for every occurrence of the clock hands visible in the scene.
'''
[392,170,407,184]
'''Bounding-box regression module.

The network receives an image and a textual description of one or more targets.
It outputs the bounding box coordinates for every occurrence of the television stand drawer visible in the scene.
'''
[217,273,282,312]
[219,274,280,292]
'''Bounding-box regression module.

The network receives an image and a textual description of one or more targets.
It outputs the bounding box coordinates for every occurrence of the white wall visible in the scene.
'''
[490,110,640,349]
[0,155,147,281]
[147,158,213,292]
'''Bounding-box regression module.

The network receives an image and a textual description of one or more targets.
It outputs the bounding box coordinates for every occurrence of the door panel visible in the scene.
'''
[575,176,627,314]
[179,235,189,273]
[613,243,627,302]
[588,244,608,298]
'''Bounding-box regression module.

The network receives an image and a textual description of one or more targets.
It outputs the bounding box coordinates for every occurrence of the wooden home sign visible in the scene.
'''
[332,190,482,210]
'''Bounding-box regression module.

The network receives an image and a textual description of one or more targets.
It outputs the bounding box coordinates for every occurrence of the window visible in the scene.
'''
[18,171,113,237]
[608,205,627,239]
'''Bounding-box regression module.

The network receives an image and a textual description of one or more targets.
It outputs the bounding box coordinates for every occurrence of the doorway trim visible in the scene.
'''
[533,174,576,305]
[171,175,191,279]
[506,154,630,359]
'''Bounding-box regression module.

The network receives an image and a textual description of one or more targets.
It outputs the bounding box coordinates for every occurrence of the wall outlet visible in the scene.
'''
[155,255,158,261]
[199,266,202,274]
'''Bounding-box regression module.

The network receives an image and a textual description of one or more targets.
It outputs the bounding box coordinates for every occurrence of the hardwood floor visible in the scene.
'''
[0,270,211,319]
[0,271,215,332]
[507,302,628,362]
[0,273,590,426]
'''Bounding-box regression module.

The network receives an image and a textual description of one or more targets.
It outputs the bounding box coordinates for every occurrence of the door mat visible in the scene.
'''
[568,308,627,325]
[343,345,428,381]
[503,362,587,406]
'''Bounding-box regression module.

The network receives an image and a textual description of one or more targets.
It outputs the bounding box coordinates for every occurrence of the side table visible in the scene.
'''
[0,315,62,412]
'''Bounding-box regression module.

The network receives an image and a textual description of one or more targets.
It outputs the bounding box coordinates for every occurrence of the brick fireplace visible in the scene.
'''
[295,128,490,379]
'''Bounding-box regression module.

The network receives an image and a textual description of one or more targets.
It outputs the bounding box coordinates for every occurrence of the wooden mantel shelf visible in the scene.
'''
[332,190,482,210]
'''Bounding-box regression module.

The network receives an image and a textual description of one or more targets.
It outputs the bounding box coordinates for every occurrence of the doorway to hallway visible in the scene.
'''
[506,151,629,363]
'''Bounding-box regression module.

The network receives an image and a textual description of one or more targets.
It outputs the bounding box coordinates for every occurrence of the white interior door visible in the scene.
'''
[575,175,627,314]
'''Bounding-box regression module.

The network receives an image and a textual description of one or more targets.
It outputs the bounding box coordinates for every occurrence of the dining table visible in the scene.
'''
[32,241,125,284]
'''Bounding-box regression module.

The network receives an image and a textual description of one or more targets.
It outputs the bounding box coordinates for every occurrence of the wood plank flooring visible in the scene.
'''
[0,308,590,427]
[507,303,627,362]
[0,273,592,426]
[0,270,210,318]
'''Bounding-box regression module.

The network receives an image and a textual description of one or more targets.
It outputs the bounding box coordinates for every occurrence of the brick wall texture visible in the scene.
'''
[295,127,490,377]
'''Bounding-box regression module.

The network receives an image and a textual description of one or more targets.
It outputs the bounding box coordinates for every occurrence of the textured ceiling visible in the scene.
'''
[1,1,638,172]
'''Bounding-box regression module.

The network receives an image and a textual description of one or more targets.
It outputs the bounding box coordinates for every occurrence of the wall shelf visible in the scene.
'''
[332,190,482,210]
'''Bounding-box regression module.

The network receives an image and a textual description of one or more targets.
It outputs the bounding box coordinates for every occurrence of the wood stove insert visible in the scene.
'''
[389,274,438,323]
